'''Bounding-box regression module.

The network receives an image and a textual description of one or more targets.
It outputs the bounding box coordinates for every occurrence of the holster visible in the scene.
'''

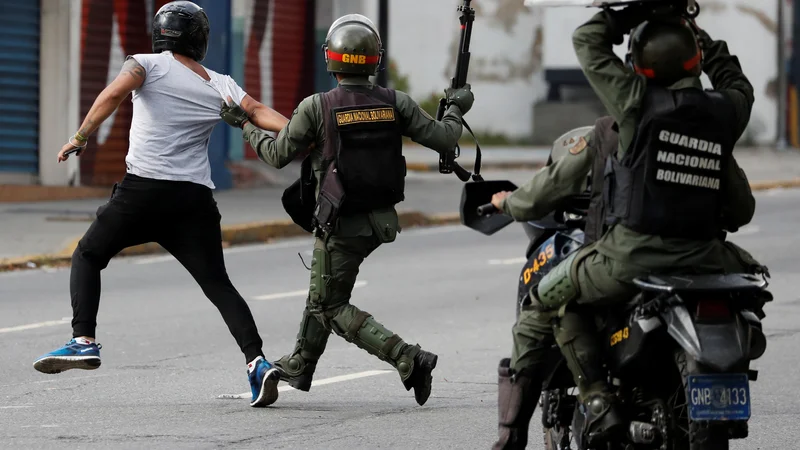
[313,162,346,236]
[281,155,317,233]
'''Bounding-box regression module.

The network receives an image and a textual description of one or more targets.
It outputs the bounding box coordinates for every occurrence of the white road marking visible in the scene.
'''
[0,406,34,410]
[488,257,527,266]
[218,369,393,400]
[0,318,70,334]
[131,255,175,265]
[253,280,367,301]
[733,225,760,236]
[764,188,786,196]
[0,374,113,389]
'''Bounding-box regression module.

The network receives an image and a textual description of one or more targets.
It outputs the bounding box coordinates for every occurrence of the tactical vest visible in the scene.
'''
[320,85,406,215]
[605,86,735,240]
[583,116,619,245]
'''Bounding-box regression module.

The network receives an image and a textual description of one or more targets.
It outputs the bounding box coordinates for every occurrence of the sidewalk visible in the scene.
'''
[2,146,799,265]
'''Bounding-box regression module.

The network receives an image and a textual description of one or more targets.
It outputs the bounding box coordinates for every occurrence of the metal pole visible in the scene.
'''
[377,0,389,87]
[777,0,789,151]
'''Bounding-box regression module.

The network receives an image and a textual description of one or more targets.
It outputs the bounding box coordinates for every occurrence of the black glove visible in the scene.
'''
[604,5,652,44]
[444,83,475,115]
[220,99,250,128]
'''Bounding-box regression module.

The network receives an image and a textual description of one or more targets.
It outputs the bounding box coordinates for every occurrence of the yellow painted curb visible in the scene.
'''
[3,177,799,273]
[0,211,466,272]
[405,162,435,172]
[0,254,73,271]
[749,178,800,191]
[427,212,462,225]
[56,237,83,257]
[405,161,545,172]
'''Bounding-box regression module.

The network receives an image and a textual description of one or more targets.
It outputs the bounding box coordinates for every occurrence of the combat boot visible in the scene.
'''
[581,390,626,446]
[556,311,625,446]
[273,308,331,391]
[399,345,439,406]
[493,358,541,450]
[329,307,439,405]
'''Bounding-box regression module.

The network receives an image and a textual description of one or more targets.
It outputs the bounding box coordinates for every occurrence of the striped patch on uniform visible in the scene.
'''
[335,107,396,126]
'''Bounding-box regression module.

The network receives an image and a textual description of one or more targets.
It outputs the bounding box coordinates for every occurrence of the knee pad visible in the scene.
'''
[537,251,580,311]
[309,245,332,308]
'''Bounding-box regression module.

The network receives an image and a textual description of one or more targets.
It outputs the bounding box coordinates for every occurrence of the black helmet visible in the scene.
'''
[152,1,210,62]
[627,18,702,86]
[323,14,383,76]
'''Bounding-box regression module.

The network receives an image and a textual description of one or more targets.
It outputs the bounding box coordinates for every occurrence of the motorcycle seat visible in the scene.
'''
[633,273,766,293]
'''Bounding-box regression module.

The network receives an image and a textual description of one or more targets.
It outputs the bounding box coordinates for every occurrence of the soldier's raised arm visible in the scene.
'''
[394,85,473,154]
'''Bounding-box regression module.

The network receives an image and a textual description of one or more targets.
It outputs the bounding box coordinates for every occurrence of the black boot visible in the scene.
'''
[400,346,439,406]
[273,308,330,392]
[493,358,541,450]
[273,353,317,392]
[582,391,626,446]
[556,311,625,446]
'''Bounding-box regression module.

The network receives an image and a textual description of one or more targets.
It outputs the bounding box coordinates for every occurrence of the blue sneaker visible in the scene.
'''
[248,357,280,407]
[33,338,102,374]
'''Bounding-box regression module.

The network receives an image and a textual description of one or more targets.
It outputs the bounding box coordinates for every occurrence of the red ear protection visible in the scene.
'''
[626,16,704,79]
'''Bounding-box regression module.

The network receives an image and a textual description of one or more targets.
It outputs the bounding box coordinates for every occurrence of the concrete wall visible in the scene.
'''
[385,0,785,145]
[387,0,545,140]
[537,0,786,145]
[22,0,790,186]
[38,0,81,186]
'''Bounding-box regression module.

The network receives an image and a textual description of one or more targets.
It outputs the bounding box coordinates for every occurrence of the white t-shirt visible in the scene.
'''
[126,51,248,189]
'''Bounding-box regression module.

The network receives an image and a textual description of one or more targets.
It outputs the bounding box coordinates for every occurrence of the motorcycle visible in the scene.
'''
[460,126,772,450]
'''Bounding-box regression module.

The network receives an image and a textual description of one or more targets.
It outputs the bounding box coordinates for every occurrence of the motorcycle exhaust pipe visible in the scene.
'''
[629,421,663,446]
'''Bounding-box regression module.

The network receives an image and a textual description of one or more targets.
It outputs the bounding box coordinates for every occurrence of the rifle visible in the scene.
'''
[435,0,483,183]
[525,0,700,17]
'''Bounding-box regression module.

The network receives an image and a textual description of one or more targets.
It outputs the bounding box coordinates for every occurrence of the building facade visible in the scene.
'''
[0,0,318,188]
[0,0,796,187]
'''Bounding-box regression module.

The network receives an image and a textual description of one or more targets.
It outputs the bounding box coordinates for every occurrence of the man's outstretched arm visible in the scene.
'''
[58,57,146,162]
[240,95,290,132]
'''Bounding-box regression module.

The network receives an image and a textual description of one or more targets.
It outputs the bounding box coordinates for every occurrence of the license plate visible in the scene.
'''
[687,374,751,421]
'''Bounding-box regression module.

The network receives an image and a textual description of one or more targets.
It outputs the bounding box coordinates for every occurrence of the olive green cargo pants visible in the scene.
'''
[512,241,762,396]
[277,213,425,390]
[511,246,642,373]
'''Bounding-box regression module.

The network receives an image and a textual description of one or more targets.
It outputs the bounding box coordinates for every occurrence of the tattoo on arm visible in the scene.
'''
[78,119,96,137]
[121,58,146,83]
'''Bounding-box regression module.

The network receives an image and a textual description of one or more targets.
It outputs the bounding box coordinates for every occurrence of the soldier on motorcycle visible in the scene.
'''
[490,4,767,449]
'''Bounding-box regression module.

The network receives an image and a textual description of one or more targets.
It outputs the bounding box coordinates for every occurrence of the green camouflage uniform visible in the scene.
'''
[242,76,465,399]
[498,12,763,397]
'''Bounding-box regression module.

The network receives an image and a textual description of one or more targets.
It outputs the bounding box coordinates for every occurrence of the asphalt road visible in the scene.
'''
[1,188,799,450]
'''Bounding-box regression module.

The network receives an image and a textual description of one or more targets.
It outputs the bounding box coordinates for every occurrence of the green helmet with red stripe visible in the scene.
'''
[627,17,703,86]
[323,14,383,76]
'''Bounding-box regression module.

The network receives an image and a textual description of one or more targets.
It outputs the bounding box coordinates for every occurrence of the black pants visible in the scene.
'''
[70,173,264,363]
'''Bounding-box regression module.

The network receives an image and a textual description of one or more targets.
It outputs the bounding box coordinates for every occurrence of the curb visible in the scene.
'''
[0,185,110,203]
[3,178,799,273]
[749,178,800,191]
[0,211,465,273]
[405,161,545,172]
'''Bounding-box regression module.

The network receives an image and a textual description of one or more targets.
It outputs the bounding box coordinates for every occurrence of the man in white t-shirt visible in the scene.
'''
[33,1,287,408]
